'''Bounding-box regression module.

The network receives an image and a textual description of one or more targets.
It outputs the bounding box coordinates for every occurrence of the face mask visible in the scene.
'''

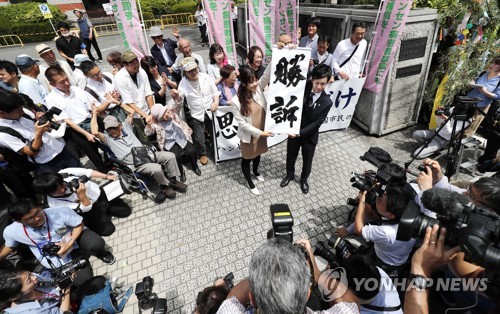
[61,32,70,37]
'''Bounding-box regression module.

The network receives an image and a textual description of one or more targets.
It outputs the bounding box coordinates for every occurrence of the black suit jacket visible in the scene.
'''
[300,85,333,145]
[150,39,178,67]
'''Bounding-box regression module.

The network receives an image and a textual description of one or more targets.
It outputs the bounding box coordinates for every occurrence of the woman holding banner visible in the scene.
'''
[232,65,273,195]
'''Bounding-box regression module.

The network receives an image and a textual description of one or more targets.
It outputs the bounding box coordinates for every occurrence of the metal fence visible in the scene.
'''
[0,35,23,47]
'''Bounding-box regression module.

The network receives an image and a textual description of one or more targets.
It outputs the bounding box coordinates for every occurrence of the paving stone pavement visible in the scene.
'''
[90,122,483,314]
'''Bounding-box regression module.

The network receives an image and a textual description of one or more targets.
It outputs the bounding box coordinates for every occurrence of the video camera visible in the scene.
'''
[37,107,62,130]
[135,276,166,313]
[397,189,500,295]
[267,204,294,243]
[67,175,90,192]
[50,258,88,289]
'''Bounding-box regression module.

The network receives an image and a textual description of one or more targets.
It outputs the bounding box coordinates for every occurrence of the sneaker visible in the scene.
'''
[162,186,176,199]
[253,174,265,182]
[249,186,260,195]
[154,192,168,204]
[199,155,209,165]
[98,59,103,63]
[170,181,187,193]
[98,251,116,265]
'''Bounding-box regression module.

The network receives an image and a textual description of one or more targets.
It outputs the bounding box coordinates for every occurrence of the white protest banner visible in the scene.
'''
[212,107,241,162]
[319,77,366,132]
[265,47,311,135]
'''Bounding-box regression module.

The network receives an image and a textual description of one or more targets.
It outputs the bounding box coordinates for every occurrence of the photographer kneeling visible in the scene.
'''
[32,168,132,237]
[354,185,416,271]
[216,238,359,314]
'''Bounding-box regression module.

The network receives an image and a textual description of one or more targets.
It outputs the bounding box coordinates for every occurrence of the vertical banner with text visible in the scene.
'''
[212,107,241,162]
[203,0,238,67]
[364,0,412,93]
[111,0,147,58]
[265,47,311,134]
[276,0,297,44]
[248,0,276,64]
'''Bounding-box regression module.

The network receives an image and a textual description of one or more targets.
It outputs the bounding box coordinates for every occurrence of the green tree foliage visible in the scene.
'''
[0,2,66,43]
[171,1,198,14]
[416,0,499,109]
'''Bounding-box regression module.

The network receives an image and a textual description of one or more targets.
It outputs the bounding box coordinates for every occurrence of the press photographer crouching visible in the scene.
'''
[194,273,234,314]
[0,198,115,279]
[32,167,132,237]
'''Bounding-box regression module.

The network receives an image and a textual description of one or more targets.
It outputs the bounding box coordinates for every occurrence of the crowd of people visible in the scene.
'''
[0,8,499,313]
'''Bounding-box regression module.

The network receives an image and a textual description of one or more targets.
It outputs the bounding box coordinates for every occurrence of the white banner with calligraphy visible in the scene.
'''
[212,107,241,162]
[265,47,311,135]
[319,77,366,131]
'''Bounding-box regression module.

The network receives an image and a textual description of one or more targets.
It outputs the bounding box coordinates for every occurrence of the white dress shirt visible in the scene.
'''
[332,38,367,77]
[114,67,154,116]
[45,86,95,124]
[18,75,48,105]
[178,73,220,122]
[87,75,118,108]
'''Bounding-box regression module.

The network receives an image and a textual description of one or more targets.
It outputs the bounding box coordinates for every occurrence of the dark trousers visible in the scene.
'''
[478,133,500,163]
[0,167,34,201]
[167,142,198,173]
[37,146,82,173]
[71,228,107,286]
[199,24,208,43]
[132,117,156,146]
[81,194,131,236]
[192,117,208,157]
[65,128,110,173]
[286,137,316,181]
[81,31,102,61]
[241,155,261,189]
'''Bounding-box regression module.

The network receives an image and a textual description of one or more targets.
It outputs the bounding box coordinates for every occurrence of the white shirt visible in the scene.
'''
[18,75,48,105]
[45,86,95,124]
[39,60,76,91]
[0,116,65,164]
[87,75,118,108]
[158,43,174,66]
[46,168,101,213]
[114,67,153,115]
[361,267,402,314]
[332,38,367,77]
[206,60,233,82]
[178,73,220,122]
[173,53,207,74]
[73,68,87,89]
[362,223,416,266]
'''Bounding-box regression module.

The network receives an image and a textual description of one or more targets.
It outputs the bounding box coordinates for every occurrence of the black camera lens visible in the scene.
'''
[350,173,372,192]
[314,241,337,266]
[397,202,440,241]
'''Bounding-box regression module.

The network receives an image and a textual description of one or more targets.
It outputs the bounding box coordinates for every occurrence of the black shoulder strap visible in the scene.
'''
[361,303,402,312]
[0,126,29,143]
[84,85,100,101]
[339,44,359,69]
[103,74,112,84]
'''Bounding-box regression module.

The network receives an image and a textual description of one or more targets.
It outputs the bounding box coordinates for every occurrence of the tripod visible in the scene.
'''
[405,96,480,178]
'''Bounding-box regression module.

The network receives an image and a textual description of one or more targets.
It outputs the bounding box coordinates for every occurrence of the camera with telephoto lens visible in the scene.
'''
[135,276,167,313]
[266,204,294,243]
[397,189,500,297]
[348,168,392,208]
[37,107,62,130]
[67,175,90,192]
[50,258,88,289]
[314,235,367,268]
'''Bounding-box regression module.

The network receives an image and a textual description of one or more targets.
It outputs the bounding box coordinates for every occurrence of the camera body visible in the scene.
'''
[50,258,88,289]
[267,204,294,243]
[135,276,166,313]
[38,107,62,130]
[67,175,90,192]
[314,235,369,268]
[349,169,392,207]
[40,242,60,256]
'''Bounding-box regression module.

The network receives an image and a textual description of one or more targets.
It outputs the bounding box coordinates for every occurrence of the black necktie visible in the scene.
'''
[308,92,315,108]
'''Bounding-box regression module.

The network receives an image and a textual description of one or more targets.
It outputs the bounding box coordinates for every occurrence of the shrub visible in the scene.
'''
[171,1,197,14]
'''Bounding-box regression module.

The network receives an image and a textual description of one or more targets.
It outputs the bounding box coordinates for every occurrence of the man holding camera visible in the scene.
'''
[0,90,81,173]
[32,168,132,237]
[354,185,416,269]
[0,198,115,285]
[216,238,359,314]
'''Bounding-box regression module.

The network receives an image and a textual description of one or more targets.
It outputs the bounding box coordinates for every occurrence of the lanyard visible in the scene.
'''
[23,213,51,246]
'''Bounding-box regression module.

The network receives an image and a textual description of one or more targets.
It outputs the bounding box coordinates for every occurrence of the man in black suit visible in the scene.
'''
[149,26,181,82]
[280,64,333,194]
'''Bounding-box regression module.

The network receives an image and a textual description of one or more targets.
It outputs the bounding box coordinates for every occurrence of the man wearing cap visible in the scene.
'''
[72,54,91,89]
[150,26,181,81]
[44,65,111,173]
[55,21,87,70]
[175,57,219,166]
[114,50,155,145]
[91,109,187,203]
[172,38,207,75]
[36,43,76,92]
[74,9,103,63]
[16,54,49,106]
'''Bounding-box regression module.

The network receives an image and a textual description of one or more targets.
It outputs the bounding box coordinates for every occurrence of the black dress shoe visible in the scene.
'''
[300,181,309,194]
[98,251,116,265]
[193,167,202,176]
[280,176,293,187]
[180,172,186,183]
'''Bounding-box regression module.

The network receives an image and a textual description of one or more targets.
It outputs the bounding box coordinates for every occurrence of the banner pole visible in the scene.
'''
[361,0,384,74]
[245,0,250,51]
[136,0,150,52]
[48,18,57,35]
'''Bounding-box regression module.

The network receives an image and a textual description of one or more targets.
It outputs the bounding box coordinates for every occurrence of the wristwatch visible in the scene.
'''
[408,273,431,290]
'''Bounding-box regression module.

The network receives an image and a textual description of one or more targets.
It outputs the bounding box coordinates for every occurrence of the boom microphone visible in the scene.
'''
[421,188,471,218]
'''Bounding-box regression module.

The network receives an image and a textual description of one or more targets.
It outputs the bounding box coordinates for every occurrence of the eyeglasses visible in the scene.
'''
[22,207,42,224]
[90,70,102,79]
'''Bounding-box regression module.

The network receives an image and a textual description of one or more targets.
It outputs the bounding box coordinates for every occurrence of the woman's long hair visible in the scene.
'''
[237,67,257,117]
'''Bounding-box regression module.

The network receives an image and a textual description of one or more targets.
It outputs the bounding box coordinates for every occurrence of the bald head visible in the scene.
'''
[279,34,292,46]
[178,38,192,57]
